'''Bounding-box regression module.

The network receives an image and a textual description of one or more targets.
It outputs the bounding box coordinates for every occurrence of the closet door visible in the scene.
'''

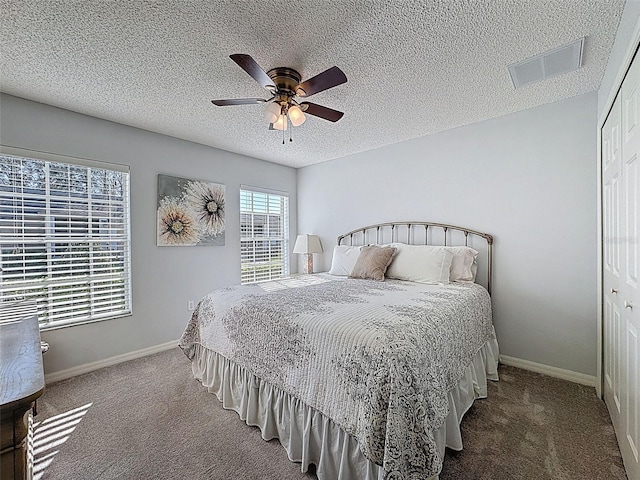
[619,50,640,479]
[603,92,623,425]
[603,50,640,480]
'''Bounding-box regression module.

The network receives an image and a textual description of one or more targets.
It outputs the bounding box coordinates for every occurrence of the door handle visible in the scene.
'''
[611,288,618,294]
[624,301,633,310]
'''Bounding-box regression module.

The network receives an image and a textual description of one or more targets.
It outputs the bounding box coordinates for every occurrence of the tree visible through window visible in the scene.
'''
[240,187,289,284]
[0,151,132,328]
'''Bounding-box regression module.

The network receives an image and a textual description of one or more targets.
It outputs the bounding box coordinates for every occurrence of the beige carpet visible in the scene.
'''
[32,348,627,480]
[440,367,627,479]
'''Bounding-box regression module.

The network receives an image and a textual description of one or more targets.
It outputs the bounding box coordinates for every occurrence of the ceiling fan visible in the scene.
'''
[212,54,347,138]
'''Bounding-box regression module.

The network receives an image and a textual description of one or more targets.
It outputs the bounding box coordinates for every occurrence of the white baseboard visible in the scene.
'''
[499,355,597,387]
[44,344,598,388]
[44,339,180,384]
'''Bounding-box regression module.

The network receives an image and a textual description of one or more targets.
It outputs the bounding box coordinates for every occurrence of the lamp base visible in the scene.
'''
[302,254,314,274]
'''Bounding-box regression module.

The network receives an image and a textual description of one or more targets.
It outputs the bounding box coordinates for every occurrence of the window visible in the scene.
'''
[240,186,289,284]
[0,147,131,329]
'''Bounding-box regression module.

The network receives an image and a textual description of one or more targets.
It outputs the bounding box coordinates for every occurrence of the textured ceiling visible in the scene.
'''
[0,0,625,168]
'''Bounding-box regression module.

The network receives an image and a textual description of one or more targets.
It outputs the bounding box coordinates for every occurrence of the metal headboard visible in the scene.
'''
[337,221,494,294]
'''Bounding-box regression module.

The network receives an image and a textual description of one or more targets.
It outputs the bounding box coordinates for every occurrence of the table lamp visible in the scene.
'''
[293,234,323,274]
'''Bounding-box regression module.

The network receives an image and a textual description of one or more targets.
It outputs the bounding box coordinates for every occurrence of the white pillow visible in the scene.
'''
[329,245,363,276]
[385,243,453,284]
[443,246,479,283]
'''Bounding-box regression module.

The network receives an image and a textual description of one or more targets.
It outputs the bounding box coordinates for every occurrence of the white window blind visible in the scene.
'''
[0,151,132,329]
[240,187,289,284]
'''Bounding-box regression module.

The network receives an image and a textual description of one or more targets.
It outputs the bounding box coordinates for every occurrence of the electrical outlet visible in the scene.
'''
[187,300,195,311]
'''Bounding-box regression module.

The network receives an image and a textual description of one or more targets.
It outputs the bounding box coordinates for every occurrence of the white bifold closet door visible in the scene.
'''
[603,48,640,480]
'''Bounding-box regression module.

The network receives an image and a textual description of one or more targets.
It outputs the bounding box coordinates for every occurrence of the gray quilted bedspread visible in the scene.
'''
[179,274,493,479]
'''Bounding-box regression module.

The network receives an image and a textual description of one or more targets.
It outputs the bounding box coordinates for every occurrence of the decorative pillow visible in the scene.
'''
[443,246,479,282]
[385,243,453,284]
[349,245,397,281]
[328,245,363,276]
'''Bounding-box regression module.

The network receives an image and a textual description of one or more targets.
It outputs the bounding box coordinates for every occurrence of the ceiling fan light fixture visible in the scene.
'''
[288,105,306,126]
[265,102,281,123]
[273,114,288,131]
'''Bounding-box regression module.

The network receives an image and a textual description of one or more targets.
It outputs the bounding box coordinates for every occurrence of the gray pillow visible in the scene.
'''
[349,245,397,281]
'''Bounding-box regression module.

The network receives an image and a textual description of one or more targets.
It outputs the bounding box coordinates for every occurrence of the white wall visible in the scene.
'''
[298,91,598,376]
[0,93,297,376]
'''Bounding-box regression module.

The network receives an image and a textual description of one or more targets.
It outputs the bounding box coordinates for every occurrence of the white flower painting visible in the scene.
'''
[157,174,225,246]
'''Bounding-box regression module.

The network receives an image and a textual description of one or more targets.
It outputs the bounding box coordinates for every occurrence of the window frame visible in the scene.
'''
[0,145,132,330]
[240,185,290,284]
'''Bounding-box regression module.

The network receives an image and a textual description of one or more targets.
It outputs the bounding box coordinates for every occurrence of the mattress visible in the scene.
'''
[179,273,497,478]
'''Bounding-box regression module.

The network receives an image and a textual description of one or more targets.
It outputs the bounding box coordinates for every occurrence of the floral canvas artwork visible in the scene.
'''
[157,174,225,246]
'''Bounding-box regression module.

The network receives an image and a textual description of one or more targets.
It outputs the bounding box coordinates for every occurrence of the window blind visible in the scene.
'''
[0,152,132,329]
[240,187,289,284]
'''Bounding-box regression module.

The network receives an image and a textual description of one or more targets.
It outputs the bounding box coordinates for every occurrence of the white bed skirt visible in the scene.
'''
[190,328,499,480]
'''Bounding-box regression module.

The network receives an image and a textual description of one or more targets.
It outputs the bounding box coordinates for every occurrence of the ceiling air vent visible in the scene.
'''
[508,37,584,88]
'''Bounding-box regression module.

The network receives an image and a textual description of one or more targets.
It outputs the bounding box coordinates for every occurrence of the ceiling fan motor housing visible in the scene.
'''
[267,67,303,96]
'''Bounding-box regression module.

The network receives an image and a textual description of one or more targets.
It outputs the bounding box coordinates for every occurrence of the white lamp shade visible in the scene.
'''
[288,105,306,126]
[273,114,288,131]
[293,234,323,254]
[265,102,281,124]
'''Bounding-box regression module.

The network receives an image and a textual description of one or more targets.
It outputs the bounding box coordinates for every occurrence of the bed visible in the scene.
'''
[179,221,499,480]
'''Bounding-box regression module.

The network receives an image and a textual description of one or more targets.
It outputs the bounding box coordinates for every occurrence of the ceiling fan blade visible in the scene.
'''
[229,54,275,91]
[211,98,266,106]
[295,66,347,97]
[300,102,344,122]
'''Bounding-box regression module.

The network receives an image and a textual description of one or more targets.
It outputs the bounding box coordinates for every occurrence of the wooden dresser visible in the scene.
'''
[0,314,45,480]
